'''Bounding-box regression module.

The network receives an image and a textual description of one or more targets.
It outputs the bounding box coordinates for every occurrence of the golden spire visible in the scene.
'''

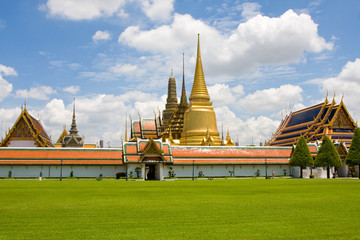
[189,34,210,102]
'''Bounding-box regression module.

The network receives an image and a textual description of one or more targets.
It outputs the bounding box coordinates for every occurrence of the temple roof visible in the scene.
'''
[62,101,84,147]
[267,97,356,147]
[0,147,122,165]
[56,127,68,144]
[1,107,53,147]
[123,138,172,163]
[130,117,160,140]
[171,145,291,164]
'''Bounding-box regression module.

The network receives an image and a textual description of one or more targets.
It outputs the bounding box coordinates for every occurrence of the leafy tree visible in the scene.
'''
[290,136,313,178]
[346,127,360,179]
[315,135,342,178]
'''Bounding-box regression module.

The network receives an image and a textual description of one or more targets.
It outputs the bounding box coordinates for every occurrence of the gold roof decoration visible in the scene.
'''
[56,125,68,144]
[224,129,235,146]
[189,34,210,103]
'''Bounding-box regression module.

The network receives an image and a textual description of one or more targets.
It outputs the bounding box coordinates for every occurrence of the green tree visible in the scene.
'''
[346,127,360,179]
[315,135,342,178]
[290,136,314,178]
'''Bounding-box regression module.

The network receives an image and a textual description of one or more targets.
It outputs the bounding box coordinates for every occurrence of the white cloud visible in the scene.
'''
[0,79,12,102]
[109,63,138,75]
[16,86,57,100]
[0,107,21,139]
[0,64,17,102]
[40,0,127,20]
[0,64,17,77]
[214,106,279,145]
[39,0,175,22]
[239,2,262,20]
[119,10,333,79]
[92,30,111,42]
[318,58,360,118]
[49,60,81,70]
[240,84,303,113]
[36,91,165,146]
[63,86,80,94]
[141,0,174,22]
[208,83,244,106]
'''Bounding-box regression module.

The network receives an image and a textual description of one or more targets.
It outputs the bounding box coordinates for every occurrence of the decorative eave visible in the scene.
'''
[1,108,53,147]
[56,128,68,144]
[329,99,357,128]
[139,138,165,162]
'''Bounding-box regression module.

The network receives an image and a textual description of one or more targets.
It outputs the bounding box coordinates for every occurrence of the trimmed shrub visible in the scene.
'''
[315,136,342,178]
[290,136,313,178]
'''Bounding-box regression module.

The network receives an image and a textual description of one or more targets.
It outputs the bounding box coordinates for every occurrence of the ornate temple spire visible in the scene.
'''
[69,99,78,135]
[62,98,84,147]
[189,34,210,102]
[180,52,188,106]
[162,70,178,128]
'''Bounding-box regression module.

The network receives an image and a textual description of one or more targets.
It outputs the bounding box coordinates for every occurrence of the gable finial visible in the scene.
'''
[24,99,27,110]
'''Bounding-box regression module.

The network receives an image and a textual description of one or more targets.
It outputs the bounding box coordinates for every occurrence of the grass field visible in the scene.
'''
[0,179,359,240]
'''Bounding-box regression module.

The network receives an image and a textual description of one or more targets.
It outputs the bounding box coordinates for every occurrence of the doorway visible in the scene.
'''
[146,165,156,180]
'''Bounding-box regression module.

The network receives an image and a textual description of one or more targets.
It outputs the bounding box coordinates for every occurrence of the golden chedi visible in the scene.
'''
[180,34,221,146]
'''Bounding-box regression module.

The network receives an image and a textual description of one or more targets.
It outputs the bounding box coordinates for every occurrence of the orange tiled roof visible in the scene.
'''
[171,146,291,164]
[0,148,122,165]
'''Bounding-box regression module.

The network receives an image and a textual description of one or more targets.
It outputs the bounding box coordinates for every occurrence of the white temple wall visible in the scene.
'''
[168,164,291,178]
[0,165,125,177]
[8,140,36,147]
[291,166,334,178]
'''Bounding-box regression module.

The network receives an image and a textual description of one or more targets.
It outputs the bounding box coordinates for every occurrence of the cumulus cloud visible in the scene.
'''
[33,91,165,146]
[0,64,17,102]
[16,86,57,100]
[63,86,80,94]
[214,106,280,145]
[0,107,22,138]
[92,30,111,42]
[39,0,175,22]
[39,0,127,20]
[208,83,244,106]
[318,58,360,119]
[239,84,303,113]
[141,0,175,22]
[119,10,333,79]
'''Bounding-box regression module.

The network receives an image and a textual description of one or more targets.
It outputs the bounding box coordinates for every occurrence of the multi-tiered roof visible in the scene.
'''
[267,96,357,147]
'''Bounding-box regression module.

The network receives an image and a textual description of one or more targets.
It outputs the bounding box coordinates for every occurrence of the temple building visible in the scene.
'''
[0,35,358,179]
[179,34,221,146]
[161,71,178,132]
[267,95,357,147]
[0,105,53,147]
[61,101,84,148]
[162,53,188,143]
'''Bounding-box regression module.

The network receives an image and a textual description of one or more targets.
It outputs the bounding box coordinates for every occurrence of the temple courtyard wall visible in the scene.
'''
[0,163,291,178]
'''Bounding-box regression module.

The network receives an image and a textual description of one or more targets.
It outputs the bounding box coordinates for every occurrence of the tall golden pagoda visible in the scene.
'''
[180,34,221,146]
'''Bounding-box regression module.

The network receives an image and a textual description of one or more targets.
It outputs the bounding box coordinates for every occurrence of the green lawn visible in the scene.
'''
[0,179,359,240]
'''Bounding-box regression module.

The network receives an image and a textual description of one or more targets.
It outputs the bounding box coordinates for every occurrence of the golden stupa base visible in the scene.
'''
[180,102,221,146]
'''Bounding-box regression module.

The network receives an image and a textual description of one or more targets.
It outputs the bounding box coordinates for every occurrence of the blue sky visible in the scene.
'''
[0,0,360,146]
